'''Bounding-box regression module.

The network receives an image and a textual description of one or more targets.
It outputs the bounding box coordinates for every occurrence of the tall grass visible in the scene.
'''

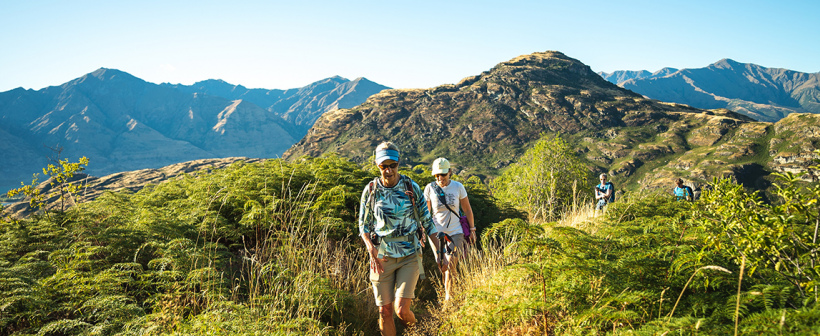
[129,163,379,335]
[406,187,710,335]
[407,235,522,336]
[556,202,598,233]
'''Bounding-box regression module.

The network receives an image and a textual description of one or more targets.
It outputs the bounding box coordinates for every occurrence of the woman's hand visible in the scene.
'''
[469,227,477,245]
[368,245,385,274]
[362,232,385,274]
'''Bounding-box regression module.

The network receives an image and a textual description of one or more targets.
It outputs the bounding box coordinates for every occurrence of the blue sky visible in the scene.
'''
[1,0,817,92]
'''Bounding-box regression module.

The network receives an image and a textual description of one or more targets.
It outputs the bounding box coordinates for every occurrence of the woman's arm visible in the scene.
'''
[361,231,384,274]
[359,185,383,274]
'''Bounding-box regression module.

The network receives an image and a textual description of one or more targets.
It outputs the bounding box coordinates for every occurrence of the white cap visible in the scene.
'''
[432,158,451,175]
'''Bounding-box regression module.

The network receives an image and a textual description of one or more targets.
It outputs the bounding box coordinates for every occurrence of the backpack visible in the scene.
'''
[684,185,694,202]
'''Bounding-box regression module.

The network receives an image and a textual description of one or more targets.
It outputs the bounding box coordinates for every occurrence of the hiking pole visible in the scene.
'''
[437,232,452,268]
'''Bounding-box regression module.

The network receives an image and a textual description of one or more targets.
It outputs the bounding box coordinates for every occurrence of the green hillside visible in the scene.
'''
[2,154,820,335]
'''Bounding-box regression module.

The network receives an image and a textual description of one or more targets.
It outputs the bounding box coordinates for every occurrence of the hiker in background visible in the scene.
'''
[359,141,446,336]
[595,173,615,210]
[673,178,694,202]
[423,157,475,302]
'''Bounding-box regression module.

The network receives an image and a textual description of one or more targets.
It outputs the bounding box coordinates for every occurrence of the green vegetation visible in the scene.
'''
[492,135,593,221]
[2,152,820,335]
[0,155,504,335]
[418,187,820,335]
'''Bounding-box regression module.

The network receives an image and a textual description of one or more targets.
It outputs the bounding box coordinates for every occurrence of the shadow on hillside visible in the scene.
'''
[733,163,772,203]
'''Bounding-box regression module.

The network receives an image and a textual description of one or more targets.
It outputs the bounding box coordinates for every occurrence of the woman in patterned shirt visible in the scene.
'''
[359,142,446,336]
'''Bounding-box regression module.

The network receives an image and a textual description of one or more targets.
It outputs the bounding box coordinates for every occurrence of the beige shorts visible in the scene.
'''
[446,233,467,257]
[370,254,420,306]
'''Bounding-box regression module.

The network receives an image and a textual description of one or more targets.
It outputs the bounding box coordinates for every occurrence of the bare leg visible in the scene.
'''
[444,254,459,301]
[378,303,396,336]
[395,297,416,326]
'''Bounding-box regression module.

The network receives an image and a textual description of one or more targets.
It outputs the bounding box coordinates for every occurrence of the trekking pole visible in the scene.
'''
[437,232,452,267]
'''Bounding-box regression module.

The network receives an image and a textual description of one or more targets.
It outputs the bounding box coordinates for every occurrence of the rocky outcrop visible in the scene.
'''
[766,114,820,178]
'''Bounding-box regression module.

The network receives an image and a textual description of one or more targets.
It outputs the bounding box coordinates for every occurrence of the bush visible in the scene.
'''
[492,134,592,222]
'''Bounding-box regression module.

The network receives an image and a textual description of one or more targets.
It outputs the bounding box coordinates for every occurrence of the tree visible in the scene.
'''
[492,134,592,222]
[6,153,89,214]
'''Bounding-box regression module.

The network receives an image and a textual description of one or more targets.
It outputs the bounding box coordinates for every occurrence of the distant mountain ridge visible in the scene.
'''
[599,60,820,122]
[163,76,389,135]
[598,67,678,84]
[0,69,388,192]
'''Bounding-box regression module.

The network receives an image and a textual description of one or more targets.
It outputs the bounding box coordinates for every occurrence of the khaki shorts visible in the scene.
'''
[370,254,420,306]
[446,233,467,257]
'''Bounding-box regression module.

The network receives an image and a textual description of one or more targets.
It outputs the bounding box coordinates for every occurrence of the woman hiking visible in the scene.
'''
[423,157,476,301]
[359,142,447,336]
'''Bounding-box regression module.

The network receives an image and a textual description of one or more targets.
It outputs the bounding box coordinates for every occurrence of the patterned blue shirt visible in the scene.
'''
[596,182,614,202]
[674,186,692,201]
[359,175,438,258]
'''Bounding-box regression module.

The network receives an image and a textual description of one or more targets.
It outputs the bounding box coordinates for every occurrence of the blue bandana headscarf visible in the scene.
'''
[375,149,400,165]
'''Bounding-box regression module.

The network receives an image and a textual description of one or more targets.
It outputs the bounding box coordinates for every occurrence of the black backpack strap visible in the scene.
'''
[403,176,422,224]
[431,182,459,228]
[365,177,380,217]
[401,175,427,279]
[429,182,447,204]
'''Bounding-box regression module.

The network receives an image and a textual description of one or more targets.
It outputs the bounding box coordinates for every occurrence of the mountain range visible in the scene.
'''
[0,69,388,192]
[599,59,820,122]
[285,51,820,193]
[4,52,820,202]
[162,76,388,135]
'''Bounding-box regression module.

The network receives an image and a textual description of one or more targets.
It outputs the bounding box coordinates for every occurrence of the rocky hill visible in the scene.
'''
[2,157,262,218]
[285,51,820,193]
[0,69,387,193]
[600,59,820,122]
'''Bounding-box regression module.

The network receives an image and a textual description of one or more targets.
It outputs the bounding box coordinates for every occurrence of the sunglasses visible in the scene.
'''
[378,163,399,170]
[435,173,448,177]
